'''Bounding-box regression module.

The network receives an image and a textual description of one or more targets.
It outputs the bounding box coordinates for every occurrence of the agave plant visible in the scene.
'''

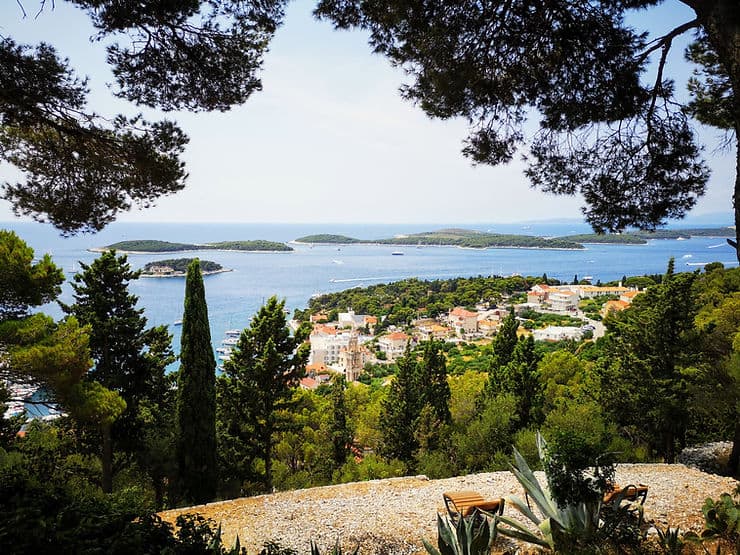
[495,433,641,552]
[310,539,360,555]
[423,511,497,555]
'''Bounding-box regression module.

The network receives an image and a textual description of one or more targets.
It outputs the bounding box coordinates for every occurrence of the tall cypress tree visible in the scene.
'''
[176,259,217,504]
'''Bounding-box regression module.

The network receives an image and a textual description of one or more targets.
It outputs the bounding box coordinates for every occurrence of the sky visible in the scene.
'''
[0,0,735,226]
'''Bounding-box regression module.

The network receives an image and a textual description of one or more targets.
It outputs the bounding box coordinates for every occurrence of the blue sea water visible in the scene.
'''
[3,220,737,361]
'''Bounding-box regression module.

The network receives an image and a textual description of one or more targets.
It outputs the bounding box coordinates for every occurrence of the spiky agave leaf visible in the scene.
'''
[495,514,554,550]
[510,446,558,520]
[423,512,496,555]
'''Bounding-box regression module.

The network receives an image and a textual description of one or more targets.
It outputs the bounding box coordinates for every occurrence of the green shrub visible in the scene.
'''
[702,486,740,542]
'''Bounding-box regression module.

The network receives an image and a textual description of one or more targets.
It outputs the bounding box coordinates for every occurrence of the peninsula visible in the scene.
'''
[91,239,293,253]
[140,259,230,277]
[294,229,584,250]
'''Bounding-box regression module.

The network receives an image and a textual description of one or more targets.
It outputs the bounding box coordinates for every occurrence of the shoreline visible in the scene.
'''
[292,240,584,251]
[88,247,291,254]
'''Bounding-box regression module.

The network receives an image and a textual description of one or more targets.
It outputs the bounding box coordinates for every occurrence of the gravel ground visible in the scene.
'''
[159,464,738,554]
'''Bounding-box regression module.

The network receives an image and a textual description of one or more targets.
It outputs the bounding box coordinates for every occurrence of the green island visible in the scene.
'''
[561,227,735,244]
[91,239,293,253]
[140,258,228,277]
[295,228,584,249]
[293,234,361,244]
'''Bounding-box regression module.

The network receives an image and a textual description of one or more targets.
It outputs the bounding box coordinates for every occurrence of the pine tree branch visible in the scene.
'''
[637,18,701,63]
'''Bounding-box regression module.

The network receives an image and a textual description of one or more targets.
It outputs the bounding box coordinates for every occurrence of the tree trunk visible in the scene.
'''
[264,432,273,493]
[102,424,113,494]
[729,419,740,476]
[691,0,740,260]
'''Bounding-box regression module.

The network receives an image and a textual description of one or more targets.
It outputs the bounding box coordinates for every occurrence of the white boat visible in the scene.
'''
[216,347,232,355]
[218,354,231,362]
[391,251,404,256]
[173,319,183,326]
[222,337,239,346]
[224,329,241,337]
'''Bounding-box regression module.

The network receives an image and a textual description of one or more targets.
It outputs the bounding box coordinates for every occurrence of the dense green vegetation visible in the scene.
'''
[297,274,552,326]
[206,240,293,251]
[142,258,224,274]
[296,229,583,249]
[99,239,292,252]
[294,234,361,244]
[562,234,648,244]
[562,227,735,244]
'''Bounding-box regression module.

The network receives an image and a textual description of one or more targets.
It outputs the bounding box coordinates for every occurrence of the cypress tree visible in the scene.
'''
[176,259,217,504]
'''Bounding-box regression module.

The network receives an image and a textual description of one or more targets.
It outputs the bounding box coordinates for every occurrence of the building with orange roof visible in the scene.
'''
[478,319,500,336]
[310,311,329,323]
[601,299,630,317]
[620,290,642,303]
[299,377,318,390]
[377,331,411,361]
[448,306,479,335]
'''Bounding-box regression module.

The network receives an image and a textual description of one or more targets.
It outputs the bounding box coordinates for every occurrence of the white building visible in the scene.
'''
[377,331,411,361]
[309,324,351,365]
[548,290,579,311]
[533,326,584,342]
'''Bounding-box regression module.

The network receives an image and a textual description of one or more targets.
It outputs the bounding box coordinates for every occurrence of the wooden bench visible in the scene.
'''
[602,483,648,506]
[443,490,505,522]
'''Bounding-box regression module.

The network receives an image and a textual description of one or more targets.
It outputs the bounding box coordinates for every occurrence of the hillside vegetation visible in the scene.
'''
[296,228,583,249]
[562,227,735,244]
[96,239,292,252]
[141,259,223,274]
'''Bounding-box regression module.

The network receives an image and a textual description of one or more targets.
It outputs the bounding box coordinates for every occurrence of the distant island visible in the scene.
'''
[294,226,735,249]
[560,227,735,244]
[91,239,293,253]
[140,258,230,277]
[295,229,584,250]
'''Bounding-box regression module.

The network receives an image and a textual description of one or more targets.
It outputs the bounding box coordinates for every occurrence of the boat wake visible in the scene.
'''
[707,243,727,249]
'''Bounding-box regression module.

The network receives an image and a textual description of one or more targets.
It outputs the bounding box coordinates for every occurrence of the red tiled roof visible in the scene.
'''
[450,307,477,318]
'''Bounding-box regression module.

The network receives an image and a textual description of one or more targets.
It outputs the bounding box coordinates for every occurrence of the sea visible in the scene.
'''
[3,220,737,364]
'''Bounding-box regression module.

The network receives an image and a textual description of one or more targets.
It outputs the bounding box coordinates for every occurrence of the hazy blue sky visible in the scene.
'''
[0,1,734,226]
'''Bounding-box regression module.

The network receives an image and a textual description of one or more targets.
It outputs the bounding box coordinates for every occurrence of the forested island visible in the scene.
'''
[562,227,735,244]
[295,228,583,249]
[295,227,735,248]
[91,239,293,253]
[140,258,228,277]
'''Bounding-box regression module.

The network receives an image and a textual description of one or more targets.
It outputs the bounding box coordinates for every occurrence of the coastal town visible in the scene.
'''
[268,281,644,389]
